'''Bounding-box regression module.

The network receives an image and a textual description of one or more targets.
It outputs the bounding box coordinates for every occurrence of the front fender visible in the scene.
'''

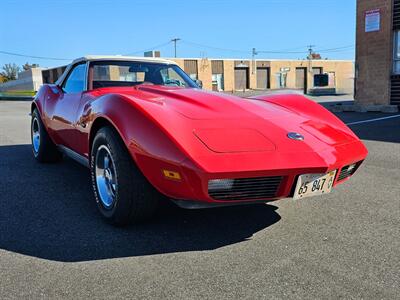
[87,93,197,199]
[31,85,48,118]
[249,94,358,138]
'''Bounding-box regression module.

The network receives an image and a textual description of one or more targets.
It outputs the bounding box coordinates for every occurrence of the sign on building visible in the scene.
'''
[365,9,380,32]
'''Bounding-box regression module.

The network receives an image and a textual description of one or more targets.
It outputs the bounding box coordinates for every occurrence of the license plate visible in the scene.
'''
[293,170,337,200]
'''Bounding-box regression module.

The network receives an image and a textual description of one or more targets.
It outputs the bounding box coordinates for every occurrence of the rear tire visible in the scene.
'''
[90,126,159,225]
[31,109,62,163]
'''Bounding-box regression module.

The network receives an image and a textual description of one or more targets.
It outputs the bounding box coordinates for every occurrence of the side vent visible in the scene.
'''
[394,0,400,30]
[391,75,400,106]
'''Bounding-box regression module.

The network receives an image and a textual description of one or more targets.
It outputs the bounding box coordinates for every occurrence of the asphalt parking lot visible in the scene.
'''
[0,99,399,299]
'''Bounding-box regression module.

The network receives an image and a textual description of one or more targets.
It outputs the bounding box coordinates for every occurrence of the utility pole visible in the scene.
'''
[307,45,315,72]
[171,38,181,58]
[305,45,316,95]
[252,48,258,74]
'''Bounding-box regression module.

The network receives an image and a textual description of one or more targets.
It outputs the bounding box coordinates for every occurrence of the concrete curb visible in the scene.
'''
[0,96,34,101]
[329,104,399,113]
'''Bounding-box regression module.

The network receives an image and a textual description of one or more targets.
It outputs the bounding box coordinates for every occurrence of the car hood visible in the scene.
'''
[103,86,359,154]
[136,85,295,120]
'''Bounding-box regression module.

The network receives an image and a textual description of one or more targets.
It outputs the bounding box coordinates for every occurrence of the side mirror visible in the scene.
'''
[195,79,203,89]
[50,85,63,94]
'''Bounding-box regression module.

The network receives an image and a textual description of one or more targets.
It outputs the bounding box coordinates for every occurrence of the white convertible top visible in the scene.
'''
[72,55,177,65]
[55,55,177,86]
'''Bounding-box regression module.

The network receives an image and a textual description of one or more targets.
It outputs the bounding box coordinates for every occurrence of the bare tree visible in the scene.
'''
[1,63,20,82]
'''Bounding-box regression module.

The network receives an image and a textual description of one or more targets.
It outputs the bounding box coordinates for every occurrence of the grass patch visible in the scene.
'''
[0,90,36,97]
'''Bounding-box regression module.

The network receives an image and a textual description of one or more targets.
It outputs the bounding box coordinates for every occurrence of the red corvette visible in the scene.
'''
[31,56,368,225]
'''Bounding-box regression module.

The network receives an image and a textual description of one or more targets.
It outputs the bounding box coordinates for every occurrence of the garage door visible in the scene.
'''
[184,60,198,79]
[235,68,248,91]
[256,67,270,89]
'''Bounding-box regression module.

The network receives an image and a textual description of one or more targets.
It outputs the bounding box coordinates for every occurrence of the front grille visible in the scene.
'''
[208,176,283,201]
[337,162,361,181]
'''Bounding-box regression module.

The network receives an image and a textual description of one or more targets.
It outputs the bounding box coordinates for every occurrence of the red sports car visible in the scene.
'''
[31,56,368,225]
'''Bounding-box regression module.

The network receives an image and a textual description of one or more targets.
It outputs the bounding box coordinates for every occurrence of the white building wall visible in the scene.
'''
[0,68,43,92]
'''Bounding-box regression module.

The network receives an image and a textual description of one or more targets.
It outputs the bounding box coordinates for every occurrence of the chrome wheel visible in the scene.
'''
[32,117,40,155]
[95,145,117,208]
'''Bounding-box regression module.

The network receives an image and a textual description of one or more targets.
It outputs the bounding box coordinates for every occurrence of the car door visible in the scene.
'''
[47,62,87,152]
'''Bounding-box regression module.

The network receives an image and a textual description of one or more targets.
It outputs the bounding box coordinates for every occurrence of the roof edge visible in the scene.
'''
[72,55,177,65]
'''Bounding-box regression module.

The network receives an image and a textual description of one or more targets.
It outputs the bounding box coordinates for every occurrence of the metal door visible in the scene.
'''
[235,68,248,91]
[296,67,307,93]
[256,67,270,89]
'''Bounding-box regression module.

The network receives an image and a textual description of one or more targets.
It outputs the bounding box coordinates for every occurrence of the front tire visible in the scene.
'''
[31,109,62,163]
[90,127,159,225]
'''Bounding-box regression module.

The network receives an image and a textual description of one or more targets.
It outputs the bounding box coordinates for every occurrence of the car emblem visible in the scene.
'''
[287,132,304,141]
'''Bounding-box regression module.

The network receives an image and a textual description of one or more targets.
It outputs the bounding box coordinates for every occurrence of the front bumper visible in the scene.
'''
[136,140,368,206]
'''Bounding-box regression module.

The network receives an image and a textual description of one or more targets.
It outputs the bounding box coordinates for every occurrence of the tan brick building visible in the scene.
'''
[37,57,354,95]
[173,58,354,95]
[355,0,400,106]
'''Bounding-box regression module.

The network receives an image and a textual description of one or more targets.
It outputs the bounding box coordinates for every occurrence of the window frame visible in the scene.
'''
[61,62,88,93]
[87,60,198,90]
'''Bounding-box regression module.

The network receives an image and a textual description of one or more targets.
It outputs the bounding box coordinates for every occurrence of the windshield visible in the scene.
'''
[90,61,198,89]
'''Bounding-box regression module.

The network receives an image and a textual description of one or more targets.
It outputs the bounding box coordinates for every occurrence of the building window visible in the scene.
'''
[212,74,224,91]
[394,31,400,74]
[314,74,329,87]
[275,72,287,88]
[188,73,198,81]
[184,60,198,81]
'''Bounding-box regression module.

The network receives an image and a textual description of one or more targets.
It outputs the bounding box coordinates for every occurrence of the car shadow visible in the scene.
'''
[0,144,281,262]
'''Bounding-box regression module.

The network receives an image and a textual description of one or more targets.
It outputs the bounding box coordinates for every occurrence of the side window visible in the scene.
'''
[63,63,86,93]
[160,67,188,87]
[394,31,400,74]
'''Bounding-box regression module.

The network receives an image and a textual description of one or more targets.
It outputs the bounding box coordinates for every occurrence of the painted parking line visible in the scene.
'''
[345,114,400,126]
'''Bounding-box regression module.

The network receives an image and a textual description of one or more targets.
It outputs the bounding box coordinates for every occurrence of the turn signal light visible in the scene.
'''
[162,170,181,180]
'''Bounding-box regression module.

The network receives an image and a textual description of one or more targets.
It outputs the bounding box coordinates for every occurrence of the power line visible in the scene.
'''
[320,48,355,53]
[183,40,311,55]
[0,42,356,65]
[0,50,72,61]
[251,46,309,54]
[123,41,172,55]
[256,49,307,54]
[185,41,355,55]
[315,45,354,52]
[181,40,249,54]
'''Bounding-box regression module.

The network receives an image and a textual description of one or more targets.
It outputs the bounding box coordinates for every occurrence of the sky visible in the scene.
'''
[0,0,356,68]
